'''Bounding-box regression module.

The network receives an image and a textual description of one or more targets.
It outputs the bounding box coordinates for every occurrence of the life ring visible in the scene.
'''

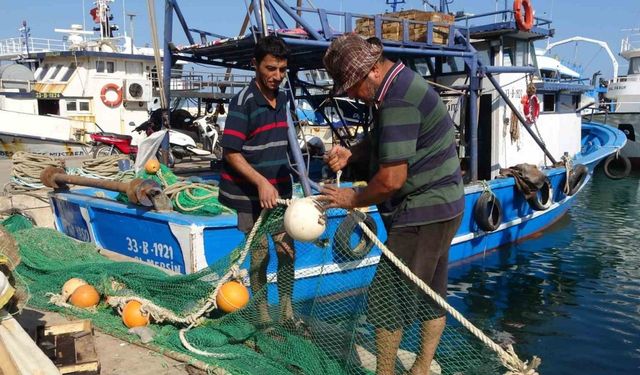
[521,94,540,124]
[527,178,553,211]
[603,154,631,180]
[565,164,589,196]
[333,211,377,260]
[100,83,123,107]
[473,190,502,232]
[513,0,534,31]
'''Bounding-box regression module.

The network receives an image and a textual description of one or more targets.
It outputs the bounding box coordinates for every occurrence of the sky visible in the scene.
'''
[1,0,639,79]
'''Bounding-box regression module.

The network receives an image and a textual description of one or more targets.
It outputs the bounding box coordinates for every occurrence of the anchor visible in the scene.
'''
[40,167,173,212]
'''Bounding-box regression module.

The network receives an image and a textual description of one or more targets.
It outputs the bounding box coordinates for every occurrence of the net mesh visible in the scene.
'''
[1,205,505,375]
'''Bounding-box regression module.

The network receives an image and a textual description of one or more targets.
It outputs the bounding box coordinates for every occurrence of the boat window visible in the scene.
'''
[66,101,77,111]
[96,60,116,74]
[542,94,555,112]
[79,101,90,111]
[48,64,64,80]
[35,64,50,81]
[629,57,640,75]
[515,40,527,66]
[125,61,143,75]
[441,56,466,74]
[503,46,513,67]
[60,63,77,82]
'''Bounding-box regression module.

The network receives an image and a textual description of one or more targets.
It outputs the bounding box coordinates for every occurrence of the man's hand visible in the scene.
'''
[258,180,279,209]
[317,185,358,209]
[324,145,352,172]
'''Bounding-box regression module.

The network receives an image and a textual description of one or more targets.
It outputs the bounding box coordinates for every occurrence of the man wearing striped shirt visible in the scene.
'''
[321,34,464,374]
[219,36,295,329]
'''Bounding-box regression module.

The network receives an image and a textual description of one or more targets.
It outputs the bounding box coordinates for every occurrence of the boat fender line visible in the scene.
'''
[333,210,377,260]
[565,164,589,196]
[473,190,503,232]
[521,94,540,124]
[100,83,123,107]
[603,153,631,180]
[513,0,534,32]
[527,178,553,211]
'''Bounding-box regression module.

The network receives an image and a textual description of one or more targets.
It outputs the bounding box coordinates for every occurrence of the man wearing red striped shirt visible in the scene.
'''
[219,36,295,328]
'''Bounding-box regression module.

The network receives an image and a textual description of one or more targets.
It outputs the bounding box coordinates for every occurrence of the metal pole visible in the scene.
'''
[285,104,318,196]
[468,76,479,181]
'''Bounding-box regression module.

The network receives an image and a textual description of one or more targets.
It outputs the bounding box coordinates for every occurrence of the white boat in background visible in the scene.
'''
[0,1,161,159]
[586,29,640,167]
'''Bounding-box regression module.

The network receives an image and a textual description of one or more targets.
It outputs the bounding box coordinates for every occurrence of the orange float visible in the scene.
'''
[216,281,250,313]
[145,158,161,174]
[69,284,100,308]
[121,300,150,328]
[61,278,88,301]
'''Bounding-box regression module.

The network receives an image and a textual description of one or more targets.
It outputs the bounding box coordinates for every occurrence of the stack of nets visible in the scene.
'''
[1,208,509,375]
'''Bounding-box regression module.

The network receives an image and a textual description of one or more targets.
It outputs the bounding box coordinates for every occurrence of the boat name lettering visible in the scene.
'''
[0,150,84,158]
[125,237,174,260]
[133,256,182,273]
[504,88,524,99]
[65,224,91,242]
[610,84,625,90]
[35,92,61,99]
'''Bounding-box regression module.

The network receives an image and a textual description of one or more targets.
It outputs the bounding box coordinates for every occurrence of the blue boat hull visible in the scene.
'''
[48,122,625,302]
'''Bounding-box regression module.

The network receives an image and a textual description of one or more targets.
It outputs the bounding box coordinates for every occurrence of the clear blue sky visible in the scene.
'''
[1,0,639,79]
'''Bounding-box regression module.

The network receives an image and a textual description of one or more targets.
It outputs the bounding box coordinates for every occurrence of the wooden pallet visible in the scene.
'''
[355,9,454,45]
[36,319,100,375]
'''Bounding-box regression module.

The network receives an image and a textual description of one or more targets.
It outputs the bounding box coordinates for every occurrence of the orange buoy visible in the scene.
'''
[216,281,250,313]
[61,278,88,301]
[69,284,100,308]
[145,158,161,174]
[121,300,150,328]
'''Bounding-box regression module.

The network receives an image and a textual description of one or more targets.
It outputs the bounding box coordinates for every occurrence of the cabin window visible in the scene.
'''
[96,60,115,74]
[125,61,143,76]
[35,64,50,80]
[573,95,580,110]
[629,57,640,75]
[542,94,555,112]
[65,100,90,113]
[441,56,465,74]
[60,63,77,82]
[48,64,64,80]
[502,40,530,67]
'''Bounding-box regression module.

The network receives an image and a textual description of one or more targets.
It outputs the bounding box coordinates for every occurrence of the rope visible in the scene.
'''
[77,155,134,180]
[163,182,234,214]
[353,218,541,375]
[8,152,64,190]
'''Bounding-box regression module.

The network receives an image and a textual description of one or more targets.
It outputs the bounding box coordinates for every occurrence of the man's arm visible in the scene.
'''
[324,138,371,172]
[320,161,407,209]
[224,150,279,209]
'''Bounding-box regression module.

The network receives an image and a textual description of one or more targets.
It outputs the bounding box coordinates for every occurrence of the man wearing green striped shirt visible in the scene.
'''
[321,34,464,375]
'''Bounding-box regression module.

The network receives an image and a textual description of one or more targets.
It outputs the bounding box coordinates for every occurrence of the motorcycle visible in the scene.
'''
[90,109,212,167]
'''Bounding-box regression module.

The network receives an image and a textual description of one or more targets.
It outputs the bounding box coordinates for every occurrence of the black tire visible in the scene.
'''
[333,212,377,260]
[473,191,502,232]
[603,154,631,180]
[566,164,589,196]
[527,178,553,211]
[93,144,121,158]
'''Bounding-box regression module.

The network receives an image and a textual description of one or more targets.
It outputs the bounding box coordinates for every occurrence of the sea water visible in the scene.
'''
[448,170,640,374]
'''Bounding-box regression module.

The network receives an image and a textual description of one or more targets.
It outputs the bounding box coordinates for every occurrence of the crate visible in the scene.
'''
[355,10,454,45]
[36,320,100,375]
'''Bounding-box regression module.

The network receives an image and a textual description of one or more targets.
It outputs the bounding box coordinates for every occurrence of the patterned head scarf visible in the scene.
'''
[323,33,383,96]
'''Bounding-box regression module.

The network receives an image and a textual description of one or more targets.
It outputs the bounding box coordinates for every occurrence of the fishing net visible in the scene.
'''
[1,205,529,375]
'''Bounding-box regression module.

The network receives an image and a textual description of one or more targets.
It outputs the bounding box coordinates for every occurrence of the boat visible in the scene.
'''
[46,0,626,287]
[585,29,640,167]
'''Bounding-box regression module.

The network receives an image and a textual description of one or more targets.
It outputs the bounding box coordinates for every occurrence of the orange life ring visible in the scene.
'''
[521,94,540,124]
[513,0,534,32]
[100,83,123,107]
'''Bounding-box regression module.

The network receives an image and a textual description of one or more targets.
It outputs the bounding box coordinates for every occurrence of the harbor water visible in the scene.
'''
[448,170,640,374]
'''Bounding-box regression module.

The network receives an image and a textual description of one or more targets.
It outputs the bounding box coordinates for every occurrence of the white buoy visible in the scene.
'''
[284,197,326,242]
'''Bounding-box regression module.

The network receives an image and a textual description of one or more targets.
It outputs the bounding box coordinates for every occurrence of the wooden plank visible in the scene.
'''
[58,361,99,375]
[0,335,20,375]
[43,320,92,336]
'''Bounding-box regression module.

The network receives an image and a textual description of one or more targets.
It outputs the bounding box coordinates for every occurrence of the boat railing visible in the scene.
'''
[154,69,253,97]
[0,78,35,92]
[284,5,462,49]
[0,36,129,57]
[621,33,640,54]
[455,9,552,34]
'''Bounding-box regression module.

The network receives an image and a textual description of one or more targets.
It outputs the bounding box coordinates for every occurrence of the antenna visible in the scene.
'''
[386,0,405,13]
